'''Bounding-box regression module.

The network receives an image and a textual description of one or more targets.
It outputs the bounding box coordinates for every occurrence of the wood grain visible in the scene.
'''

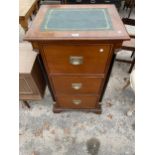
[57,95,99,109]
[42,44,112,74]
[51,76,104,95]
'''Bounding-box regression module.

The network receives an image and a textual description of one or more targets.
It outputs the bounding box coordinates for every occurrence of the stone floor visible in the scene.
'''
[19,60,135,155]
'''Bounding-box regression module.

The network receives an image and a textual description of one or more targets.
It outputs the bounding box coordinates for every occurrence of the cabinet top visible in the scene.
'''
[25,5,130,41]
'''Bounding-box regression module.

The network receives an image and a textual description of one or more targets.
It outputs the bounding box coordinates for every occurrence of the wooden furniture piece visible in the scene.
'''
[122,69,135,116]
[19,0,39,32]
[123,69,135,91]
[19,42,46,108]
[123,0,135,18]
[122,18,135,37]
[63,0,121,10]
[116,18,135,73]
[24,5,130,113]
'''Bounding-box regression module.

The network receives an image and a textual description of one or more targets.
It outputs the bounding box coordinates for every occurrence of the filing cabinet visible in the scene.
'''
[25,5,130,113]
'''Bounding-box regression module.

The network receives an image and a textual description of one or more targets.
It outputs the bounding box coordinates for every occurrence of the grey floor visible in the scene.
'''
[19,61,135,155]
[19,4,135,155]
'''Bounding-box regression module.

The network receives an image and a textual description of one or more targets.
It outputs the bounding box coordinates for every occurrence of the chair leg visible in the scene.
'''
[123,3,126,10]
[131,50,135,58]
[128,6,133,18]
[23,100,31,109]
[29,15,33,21]
[128,58,135,73]
[128,0,134,18]
[122,80,130,90]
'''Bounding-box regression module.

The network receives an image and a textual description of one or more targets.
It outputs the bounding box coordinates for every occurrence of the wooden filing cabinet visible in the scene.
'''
[25,5,130,113]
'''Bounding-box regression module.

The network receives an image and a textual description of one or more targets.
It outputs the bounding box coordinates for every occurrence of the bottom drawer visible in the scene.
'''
[57,95,98,109]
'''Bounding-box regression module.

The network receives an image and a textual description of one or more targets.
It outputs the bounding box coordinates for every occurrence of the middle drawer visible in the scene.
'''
[51,76,103,95]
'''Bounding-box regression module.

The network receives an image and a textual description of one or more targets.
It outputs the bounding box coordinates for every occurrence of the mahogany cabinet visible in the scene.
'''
[25,5,130,113]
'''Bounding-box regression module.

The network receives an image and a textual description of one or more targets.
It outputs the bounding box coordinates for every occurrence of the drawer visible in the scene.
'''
[42,44,112,74]
[19,75,40,95]
[19,76,34,95]
[57,95,98,109]
[51,76,103,94]
[19,75,41,100]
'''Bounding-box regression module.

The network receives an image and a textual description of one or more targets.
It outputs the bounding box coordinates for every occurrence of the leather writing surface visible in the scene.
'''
[40,8,113,31]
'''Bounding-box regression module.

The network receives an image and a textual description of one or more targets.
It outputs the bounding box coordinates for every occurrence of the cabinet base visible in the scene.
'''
[53,104,102,114]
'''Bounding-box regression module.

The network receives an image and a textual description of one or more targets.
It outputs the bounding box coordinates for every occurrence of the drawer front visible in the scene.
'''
[42,44,112,74]
[57,95,98,109]
[19,75,39,95]
[19,77,33,95]
[51,76,103,94]
[19,74,41,100]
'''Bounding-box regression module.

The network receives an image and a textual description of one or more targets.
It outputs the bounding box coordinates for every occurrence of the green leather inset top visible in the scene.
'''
[40,8,113,31]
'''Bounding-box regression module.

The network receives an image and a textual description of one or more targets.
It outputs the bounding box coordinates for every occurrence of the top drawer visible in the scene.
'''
[42,44,112,74]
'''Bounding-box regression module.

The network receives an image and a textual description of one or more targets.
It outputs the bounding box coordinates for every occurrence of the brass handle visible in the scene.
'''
[72,83,82,90]
[72,99,82,105]
[69,56,83,65]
